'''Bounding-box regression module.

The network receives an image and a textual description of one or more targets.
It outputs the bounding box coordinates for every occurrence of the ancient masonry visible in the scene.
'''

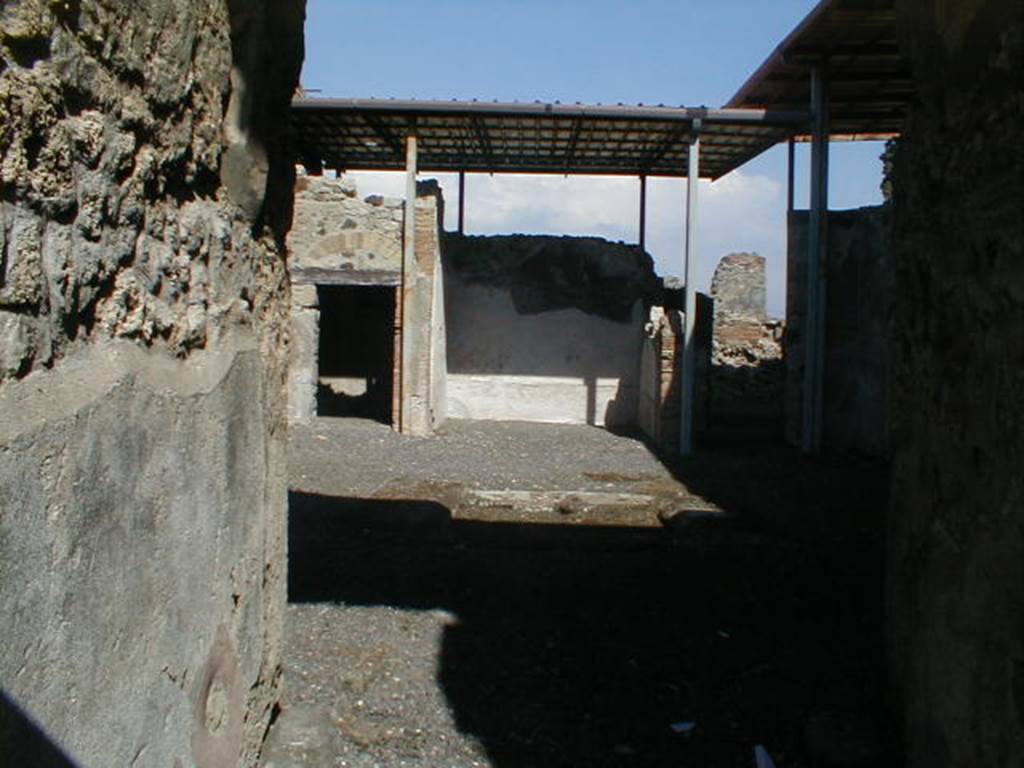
[708,253,783,435]
[0,2,305,766]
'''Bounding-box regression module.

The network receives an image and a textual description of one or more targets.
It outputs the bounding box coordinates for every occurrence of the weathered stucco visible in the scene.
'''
[0,1,305,765]
[442,234,658,427]
[709,253,783,437]
[889,1,1024,765]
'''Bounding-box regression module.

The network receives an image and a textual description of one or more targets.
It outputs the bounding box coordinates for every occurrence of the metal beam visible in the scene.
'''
[458,171,466,234]
[565,118,583,171]
[802,63,829,453]
[787,138,795,213]
[294,97,810,127]
[680,120,701,456]
[641,123,689,172]
[639,174,647,253]
[362,114,405,160]
[470,117,496,172]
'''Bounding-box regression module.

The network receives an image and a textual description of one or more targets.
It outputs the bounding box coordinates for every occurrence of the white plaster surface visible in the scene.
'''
[444,274,642,426]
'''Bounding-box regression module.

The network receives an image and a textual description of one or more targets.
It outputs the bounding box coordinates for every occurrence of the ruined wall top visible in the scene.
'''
[710,252,767,321]
[442,233,660,323]
[288,174,405,273]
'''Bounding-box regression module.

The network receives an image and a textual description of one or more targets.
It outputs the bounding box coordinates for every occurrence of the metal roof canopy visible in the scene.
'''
[726,0,908,141]
[290,98,809,180]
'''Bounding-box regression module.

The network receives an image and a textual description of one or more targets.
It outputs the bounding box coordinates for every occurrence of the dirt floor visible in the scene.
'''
[260,418,894,768]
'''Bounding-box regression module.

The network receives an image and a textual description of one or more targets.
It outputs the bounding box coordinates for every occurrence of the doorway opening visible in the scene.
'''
[316,284,396,424]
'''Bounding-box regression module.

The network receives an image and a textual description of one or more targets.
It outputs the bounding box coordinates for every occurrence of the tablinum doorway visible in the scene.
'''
[317,284,396,424]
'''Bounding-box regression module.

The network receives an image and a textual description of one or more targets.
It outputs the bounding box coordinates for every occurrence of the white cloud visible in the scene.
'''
[345,167,789,317]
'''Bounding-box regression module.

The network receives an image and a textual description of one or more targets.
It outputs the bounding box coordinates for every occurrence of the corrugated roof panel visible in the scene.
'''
[290,98,807,180]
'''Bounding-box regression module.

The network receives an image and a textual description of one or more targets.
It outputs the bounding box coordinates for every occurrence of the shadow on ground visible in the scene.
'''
[288,442,896,768]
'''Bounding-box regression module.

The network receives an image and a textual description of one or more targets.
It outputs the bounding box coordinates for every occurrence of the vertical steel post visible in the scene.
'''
[400,134,418,434]
[680,120,701,456]
[639,174,647,252]
[457,170,466,234]
[787,138,796,214]
[802,63,829,453]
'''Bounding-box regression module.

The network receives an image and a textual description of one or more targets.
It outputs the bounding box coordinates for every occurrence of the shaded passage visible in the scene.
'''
[278,451,894,768]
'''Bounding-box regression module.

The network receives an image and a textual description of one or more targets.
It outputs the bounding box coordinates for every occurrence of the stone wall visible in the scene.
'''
[442,234,659,427]
[0,2,304,765]
[888,1,1024,765]
[287,174,404,276]
[786,207,891,456]
[638,306,683,452]
[708,253,783,438]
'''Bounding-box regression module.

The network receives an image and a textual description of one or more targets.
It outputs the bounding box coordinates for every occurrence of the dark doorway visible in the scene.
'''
[316,284,396,423]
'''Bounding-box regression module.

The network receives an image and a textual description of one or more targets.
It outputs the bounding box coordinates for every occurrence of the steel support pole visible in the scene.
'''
[457,170,466,234]
[401,134,418,434]
[639,174,647,252]
[787,138,796,214]
[802,64,829,453]
[680,122,701,456]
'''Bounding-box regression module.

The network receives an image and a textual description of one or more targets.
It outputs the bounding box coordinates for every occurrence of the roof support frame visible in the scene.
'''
[641,123,690,173]
[291,98,807,179]
[362,114,406,161]
[680,119,702,456]
[457,170,466,234]
[638,174,647,253]
[564,117,584,172]
[470,116,496,172]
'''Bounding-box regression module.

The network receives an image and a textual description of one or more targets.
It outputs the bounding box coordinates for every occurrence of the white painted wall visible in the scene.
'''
[444,272,643,426]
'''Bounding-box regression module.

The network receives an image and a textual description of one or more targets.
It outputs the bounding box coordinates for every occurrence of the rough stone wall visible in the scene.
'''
[0,1,304,766]
[709,253,783,437]
[710,252,766,321]
[888,2,1024,765]
[786,207,891,455]
[287,174,403,276]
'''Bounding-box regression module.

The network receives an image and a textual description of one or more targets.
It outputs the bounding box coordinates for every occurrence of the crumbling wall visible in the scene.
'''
[442,234,658,427]
[287,174,404,276]
[786,207,891,455]
[708,253,783,438]
[638,306,683,451]
[0,1,304,765]
[889,1,1024,765]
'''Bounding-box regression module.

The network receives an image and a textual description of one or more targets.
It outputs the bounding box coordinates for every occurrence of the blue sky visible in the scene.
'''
[301,0,886,316]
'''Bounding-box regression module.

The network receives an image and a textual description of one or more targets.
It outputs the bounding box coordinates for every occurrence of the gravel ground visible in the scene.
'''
[261,418,894,768]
